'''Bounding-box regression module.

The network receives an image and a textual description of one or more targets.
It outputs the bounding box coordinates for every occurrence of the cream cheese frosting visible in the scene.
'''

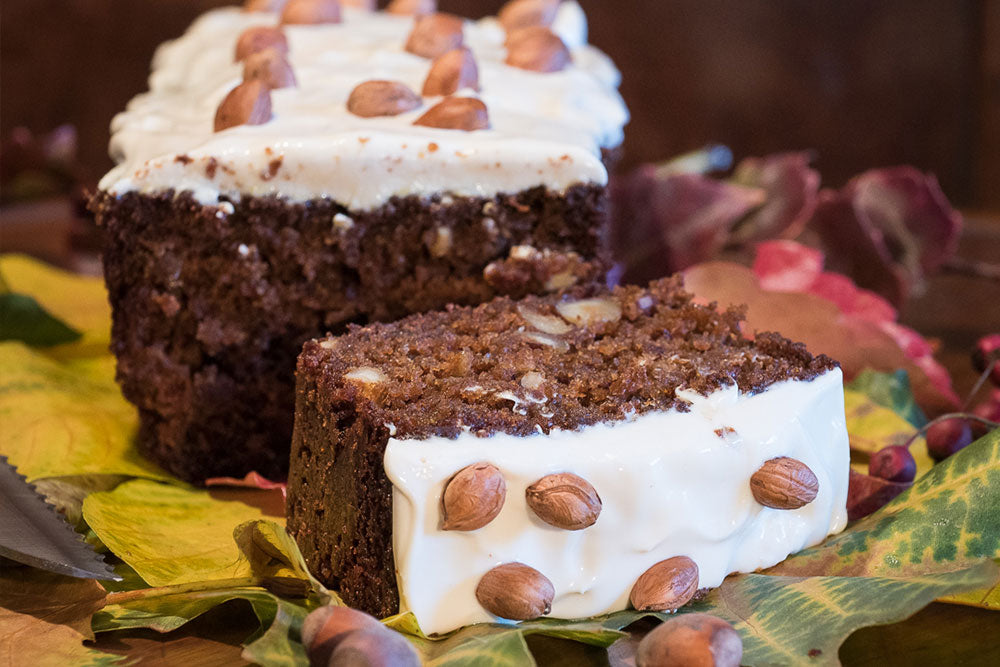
[99,2,629,209]
[384,369,849,635]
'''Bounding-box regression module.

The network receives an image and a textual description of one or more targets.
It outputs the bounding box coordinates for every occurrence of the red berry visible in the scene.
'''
[868,445,917,483]
[926,418,974,461]
[972,334,1000,387]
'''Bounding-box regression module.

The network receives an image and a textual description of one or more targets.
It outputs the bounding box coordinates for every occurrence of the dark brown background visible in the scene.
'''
[2,0,999,208]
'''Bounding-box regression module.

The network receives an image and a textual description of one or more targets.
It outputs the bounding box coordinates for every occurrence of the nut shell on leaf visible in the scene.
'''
[637,613,743,667]
[405,13,464,58]
[301,606,381,665]
[423,47,479,96]
[526,472,601,530]
[505,26,571,72]
[476,562,554,620]
[414,97,489,131]
[387,0,436,14]
[214,81,273,132]
[234,26,289,61]
[330,627,421,667]
[243,48,297,89]
[347,80,422,118]
[281,0,342,25]
[630,556,699,612]
[441,462,506,531]
[498,0,560,32]
[749,456,819,509]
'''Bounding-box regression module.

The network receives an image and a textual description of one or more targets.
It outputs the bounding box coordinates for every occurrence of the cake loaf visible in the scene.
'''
[91,0,628,481]
[287,277,849,635]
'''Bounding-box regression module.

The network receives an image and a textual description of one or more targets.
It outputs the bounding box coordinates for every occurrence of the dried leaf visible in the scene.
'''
[730,151,820,242]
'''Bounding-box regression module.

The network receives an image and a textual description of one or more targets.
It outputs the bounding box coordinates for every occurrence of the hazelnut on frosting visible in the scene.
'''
[498,0,560,32]
[387,0,436,15]
[214,81,272,132]
[243,48,297,89]
[414,97,489,131]
[405,13,464,59]
[234,26,288,62]
[281,0,342,25]
[422,47,479,96]
[505,26,571,72]
[347,80,422,117]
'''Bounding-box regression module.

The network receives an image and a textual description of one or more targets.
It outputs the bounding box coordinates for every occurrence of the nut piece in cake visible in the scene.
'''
[214,81,273,132]
[234,26,289,62]
[750,457,819,509]
[505,26,572,72]
[387,0,436,15]
[281,0,342,25]
[243,48,297,89]
[441,462,507,531]
[347,80,422,117]
[555,296,622,327]
[498,0,560,32]
[405,13,465,58]
[414,97,490,131]
[476,562,554,620]
[423,47,479,96]
[526,472,602,530]
[630,556,700,612]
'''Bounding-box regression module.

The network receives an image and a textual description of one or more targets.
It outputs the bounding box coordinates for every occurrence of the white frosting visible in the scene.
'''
[384,369,849,635]
[99,3,629,209]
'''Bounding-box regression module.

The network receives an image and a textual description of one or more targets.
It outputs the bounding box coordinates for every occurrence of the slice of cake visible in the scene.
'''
[287,276,849,635]
[90,0,628,481]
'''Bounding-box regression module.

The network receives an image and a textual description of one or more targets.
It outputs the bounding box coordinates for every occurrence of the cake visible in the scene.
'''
[90,0,629,481]
[286,277,849,635]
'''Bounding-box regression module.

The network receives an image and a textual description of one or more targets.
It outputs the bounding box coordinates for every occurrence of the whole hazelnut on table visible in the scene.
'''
[637,613,743,667]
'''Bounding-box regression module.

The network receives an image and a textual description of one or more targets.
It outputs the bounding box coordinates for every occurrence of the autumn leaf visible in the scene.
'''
[82,480,283,586]
[847,369,927,428]
[768,429,1000,579]
[0,292,82,347]
[682,261,957,414]
[843,389,934,476]
[0,567,119,666]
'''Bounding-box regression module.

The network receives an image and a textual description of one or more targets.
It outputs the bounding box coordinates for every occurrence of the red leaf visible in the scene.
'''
[731,151,820,242]
[205,471,287,500]
[846,469,911,521]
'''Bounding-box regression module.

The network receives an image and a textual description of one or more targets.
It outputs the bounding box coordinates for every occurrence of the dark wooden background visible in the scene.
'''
[2,0,999,208]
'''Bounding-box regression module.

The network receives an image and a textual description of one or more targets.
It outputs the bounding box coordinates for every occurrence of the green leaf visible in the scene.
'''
[769,429,1000,578]
[0,567,121,666]
[0,292,82,346]
[0,343,166,482]
[241,596,312,667]
[691,563,999,666]
[82,480,282,586]
[848,369,927,428]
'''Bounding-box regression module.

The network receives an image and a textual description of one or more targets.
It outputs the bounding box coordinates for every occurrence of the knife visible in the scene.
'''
[0,455,121,580]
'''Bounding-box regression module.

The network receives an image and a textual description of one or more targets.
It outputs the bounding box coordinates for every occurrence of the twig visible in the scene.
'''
[942,257,1000,281]
[901,412,1000,450]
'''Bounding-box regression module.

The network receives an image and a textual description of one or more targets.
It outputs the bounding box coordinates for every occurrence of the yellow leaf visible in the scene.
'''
[844,388,934,475]
[0,254,110,359]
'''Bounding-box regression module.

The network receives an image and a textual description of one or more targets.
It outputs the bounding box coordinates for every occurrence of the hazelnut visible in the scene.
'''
[441,463,506,531]
[498,0,559,32]
[637,613,743,667]
[476,563,554,620]
[526,472,602,530]
[347,80,422,118]
[387,0,436,15]
[242,48,297,89]
[405,13,464,59]
[505,26,571,72]
[234,26,289,62]
[281,0,342,25]
[329,628,420,667]
[517,304,572,335]
[749,457,819,510]
[630,556,700,612]
[414,97,490,131]
[555,297,622,327]
[214,81,273,132]
[423,47,479,96]
[244,0,287,11]
[301,606,380,665]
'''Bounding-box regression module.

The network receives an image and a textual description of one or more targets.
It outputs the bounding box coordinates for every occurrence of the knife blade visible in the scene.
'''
[0,455,121,580]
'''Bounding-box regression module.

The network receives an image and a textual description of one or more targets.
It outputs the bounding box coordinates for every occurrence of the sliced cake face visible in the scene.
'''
[287,278,850,634]
[93,1,627,481]
[99,2,627,208]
